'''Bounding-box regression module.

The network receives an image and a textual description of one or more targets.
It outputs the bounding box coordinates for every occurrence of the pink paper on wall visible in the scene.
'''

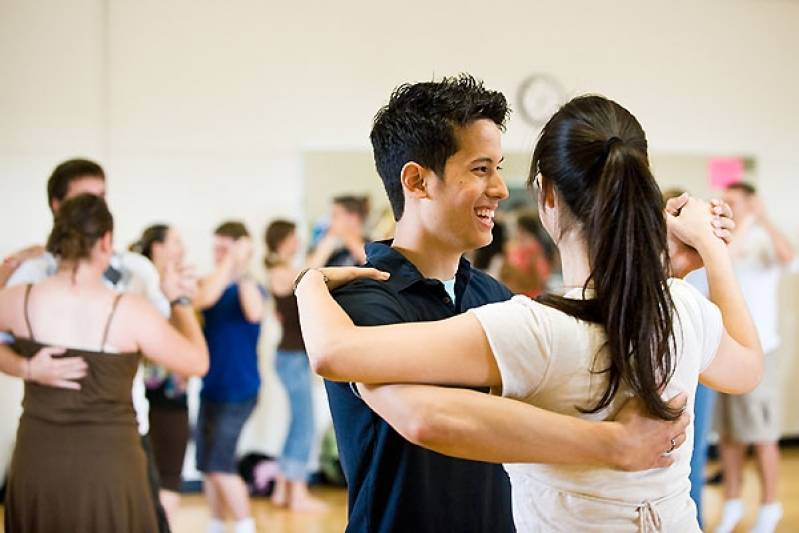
[708,157,743,190]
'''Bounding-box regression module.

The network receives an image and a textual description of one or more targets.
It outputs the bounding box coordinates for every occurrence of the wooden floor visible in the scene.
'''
[2,449,798,532]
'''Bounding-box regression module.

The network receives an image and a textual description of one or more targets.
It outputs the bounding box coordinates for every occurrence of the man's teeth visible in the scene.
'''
[476,209,495,219]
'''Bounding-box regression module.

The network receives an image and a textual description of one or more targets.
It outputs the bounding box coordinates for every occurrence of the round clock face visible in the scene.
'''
[517,74,565,127]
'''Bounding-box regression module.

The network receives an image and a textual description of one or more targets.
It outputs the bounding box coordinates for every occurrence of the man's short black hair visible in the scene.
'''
[726,181,757,196]
[47,158,105,210]
[370,74,509,220]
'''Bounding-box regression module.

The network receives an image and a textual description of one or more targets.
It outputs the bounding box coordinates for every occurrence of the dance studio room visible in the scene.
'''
[1,1,797,532]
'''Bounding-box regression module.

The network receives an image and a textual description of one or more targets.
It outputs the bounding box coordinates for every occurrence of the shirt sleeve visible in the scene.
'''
[121,252,171,318]
[6,256,51,288]
[332,280,407,400]
[469,295,552,400]
[673,279,724,372]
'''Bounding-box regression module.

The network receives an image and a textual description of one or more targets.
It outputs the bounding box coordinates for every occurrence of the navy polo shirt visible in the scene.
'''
[325,241,515,533]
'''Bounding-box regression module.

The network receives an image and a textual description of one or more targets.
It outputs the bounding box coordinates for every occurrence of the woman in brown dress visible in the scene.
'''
[0,194,208,533]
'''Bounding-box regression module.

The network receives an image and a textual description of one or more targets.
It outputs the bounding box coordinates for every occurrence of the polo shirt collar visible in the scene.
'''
[365,240,473,295]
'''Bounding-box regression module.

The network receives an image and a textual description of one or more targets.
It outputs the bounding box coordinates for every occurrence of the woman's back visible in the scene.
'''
[472,278,722,530]
[5,283,157,533]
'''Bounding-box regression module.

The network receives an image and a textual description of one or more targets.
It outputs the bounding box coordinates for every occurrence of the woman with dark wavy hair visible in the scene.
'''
[0,195,207,533]
[293,95,763,531]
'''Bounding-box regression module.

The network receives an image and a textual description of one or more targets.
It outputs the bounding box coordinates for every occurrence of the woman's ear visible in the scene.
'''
[100,231,114,254]
[541,175,557,209]
[400,162,430,200]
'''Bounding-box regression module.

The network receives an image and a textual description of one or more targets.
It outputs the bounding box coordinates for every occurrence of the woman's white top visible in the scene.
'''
[470,278,723,532]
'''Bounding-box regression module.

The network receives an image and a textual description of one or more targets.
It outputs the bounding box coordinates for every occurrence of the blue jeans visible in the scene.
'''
[275,351,316,481]
[195,396,258,474]
[690,383,717,528]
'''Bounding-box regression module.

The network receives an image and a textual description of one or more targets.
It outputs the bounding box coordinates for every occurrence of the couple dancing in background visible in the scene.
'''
[293,77,762,532]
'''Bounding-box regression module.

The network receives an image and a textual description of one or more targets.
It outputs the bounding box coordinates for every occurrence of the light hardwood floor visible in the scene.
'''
[2,449,798,532]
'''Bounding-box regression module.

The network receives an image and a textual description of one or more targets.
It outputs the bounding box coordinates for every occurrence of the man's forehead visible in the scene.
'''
[452,120,503,160]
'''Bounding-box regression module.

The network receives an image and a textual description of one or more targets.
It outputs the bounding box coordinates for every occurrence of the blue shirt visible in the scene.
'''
[201,283,263,402]
[326,241,515,533]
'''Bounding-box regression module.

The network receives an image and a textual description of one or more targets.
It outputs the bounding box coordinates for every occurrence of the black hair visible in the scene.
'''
[370,74,509,220]
[46,194,114,261]
[531,95,678,421]
[47,158,105,211]
[130,224,170,260]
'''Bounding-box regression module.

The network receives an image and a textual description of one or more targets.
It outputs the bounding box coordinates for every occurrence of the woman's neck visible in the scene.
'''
[54,259,107,287]
[557,233,592,288]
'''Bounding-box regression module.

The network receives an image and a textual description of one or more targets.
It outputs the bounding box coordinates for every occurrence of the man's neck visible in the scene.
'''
[392,220,463,280]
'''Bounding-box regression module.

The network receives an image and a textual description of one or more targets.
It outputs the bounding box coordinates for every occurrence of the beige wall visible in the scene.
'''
[1,0,798,472]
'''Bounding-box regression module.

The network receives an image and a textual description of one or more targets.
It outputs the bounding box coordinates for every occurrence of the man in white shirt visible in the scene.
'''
[0,158,186,533]
[714,182,795,533]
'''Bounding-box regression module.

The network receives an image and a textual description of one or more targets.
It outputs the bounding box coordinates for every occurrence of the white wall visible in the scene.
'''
[2,0,799,473]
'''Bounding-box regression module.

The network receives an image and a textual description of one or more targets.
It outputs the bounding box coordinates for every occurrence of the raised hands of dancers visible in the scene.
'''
[666,193,734,277]
[232,236,255,277]
[666,196,728,255]
[160,260,197,302]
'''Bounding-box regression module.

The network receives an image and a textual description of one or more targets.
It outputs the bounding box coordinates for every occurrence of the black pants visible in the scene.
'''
[141,434,171,533]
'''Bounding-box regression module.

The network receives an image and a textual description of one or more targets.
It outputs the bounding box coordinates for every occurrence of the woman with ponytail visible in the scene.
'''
[263,220,327,512]
[292,95,763,531]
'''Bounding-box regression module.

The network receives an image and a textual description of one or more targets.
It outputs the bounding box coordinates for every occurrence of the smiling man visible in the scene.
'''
[321,75,695,533]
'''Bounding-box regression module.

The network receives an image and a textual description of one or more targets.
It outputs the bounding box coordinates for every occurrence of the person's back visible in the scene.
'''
[472,278,721,530]
[5,281,158,533]
[0,195,207,533]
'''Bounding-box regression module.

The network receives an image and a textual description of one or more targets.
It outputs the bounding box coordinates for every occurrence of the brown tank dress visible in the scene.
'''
[4,285,158,533]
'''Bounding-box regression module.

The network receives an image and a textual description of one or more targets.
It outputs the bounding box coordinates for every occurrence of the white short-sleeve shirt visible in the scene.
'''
[470,278,723,529]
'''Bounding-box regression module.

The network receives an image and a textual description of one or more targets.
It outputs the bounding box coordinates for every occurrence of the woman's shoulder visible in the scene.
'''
[667,277,710,308]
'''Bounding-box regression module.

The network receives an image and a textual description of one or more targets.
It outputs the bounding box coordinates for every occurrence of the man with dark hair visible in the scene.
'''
[0,159,107,287]
[46,158,106,212]
[713,181,794,533]
[0,157,187,533]
[310,195,370,267]
[321,74,697,532]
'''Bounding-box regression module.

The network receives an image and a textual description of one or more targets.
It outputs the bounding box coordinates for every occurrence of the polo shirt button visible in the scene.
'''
[443,297,451,304]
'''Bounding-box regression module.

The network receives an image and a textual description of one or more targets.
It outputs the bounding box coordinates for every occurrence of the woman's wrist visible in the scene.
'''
[293,267,329,293]
[21,357,32,381]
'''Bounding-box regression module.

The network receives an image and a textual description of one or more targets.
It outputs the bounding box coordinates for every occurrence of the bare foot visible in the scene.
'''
[271,476,288,508]
[290,493,329,513]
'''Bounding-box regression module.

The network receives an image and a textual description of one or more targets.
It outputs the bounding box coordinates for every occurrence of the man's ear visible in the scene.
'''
[400,162,430,200]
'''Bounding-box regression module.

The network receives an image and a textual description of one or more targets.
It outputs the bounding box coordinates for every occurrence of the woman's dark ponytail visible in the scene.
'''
[534,95,679,420]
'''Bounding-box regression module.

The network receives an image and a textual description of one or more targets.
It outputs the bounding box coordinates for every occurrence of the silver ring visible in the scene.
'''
[667,438,677,454]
